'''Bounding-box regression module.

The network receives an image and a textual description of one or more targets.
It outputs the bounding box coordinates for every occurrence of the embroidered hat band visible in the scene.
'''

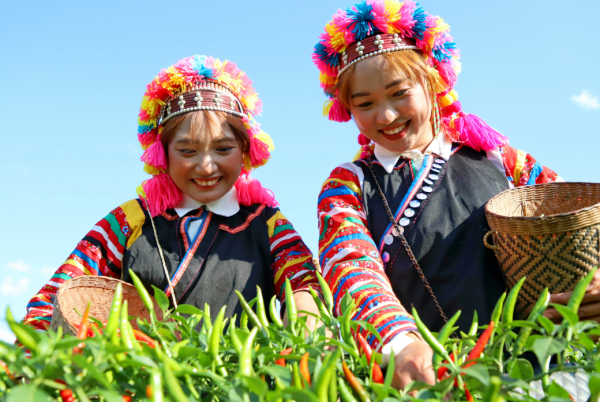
[339,34,417,77]
[159,81,246,125]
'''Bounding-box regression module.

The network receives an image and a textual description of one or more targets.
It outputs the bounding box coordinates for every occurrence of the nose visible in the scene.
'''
[376,103,399,125]
[194,153,218,176]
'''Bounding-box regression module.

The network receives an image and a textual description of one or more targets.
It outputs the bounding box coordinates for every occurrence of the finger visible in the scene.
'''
[580,289,600,304]
[542,307,559,321]
[577,301,600,319]
[549,291,572,305]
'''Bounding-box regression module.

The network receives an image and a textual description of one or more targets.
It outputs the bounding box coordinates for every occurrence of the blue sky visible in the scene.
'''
[1,0,598,342]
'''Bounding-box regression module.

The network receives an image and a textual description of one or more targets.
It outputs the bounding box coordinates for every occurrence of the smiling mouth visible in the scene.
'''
[382,121,409,135]
[192,177,222,187]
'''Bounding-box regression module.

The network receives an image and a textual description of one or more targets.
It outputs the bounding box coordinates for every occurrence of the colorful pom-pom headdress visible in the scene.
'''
[312,0,508,155]
[137,55,276,216]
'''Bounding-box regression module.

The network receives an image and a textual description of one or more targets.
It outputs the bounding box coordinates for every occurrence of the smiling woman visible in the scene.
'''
[21,55,323,333]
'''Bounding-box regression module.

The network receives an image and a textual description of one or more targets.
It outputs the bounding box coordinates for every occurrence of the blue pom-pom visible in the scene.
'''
[138,123,155,134]
[433,41,457,62]
[346,1,377,41]
[191,55,214,79]
[314,42,339,68]
[411,6,427,41]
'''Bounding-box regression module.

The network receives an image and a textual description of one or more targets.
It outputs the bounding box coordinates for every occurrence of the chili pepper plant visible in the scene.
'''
[0,268,599,402]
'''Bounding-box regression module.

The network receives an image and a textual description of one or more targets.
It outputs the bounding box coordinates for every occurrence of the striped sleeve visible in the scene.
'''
[499,145,560,186]
[267,208,321,301]
[318,162,416,352]
[22,199,145,331]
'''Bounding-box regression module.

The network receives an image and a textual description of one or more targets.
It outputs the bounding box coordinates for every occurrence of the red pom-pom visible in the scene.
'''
[142,174,182,217]
[358,133,371,146]
[328,98,352,122]
[441,100,462,118]
[141,141,167,170]
[235,175,278,207]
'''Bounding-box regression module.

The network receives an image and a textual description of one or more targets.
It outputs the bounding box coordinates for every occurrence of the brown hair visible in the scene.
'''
[335,50,446,109]
[160,111,249,157]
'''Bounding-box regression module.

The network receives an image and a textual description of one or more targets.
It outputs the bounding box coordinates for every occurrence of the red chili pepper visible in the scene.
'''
[132,329,156,348]
[73,302,91,354]
[463,321,495,369]
[299,352,312,386]
[275,347,293,367]
[0,360,15,381]
[437,351,456,380]
[464,384,474,402]
[122,396,132,402]
[342,361,371,402]
[146,385,152,398]
[357,333,384,384]
[60,389,75,402]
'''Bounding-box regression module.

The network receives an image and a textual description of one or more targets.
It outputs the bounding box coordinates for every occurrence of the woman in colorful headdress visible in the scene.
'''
[311,0,599,387]
[23,55,321,330]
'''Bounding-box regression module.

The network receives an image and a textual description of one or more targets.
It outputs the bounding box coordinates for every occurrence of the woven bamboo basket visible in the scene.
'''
[484,182,600,319]
[50,276,165,335]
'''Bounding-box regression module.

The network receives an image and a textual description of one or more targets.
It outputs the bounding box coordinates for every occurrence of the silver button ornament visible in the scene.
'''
[423,186,433,193]
[410,200,421,208]
[384,234,394,245]
[404,208,415,218]
[417,193,427,200]
[429,174,439,181]
[400,217,410,226]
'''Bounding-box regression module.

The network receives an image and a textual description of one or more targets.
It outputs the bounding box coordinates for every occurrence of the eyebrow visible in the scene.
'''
[174,136,236,145]
[350,78,405,98]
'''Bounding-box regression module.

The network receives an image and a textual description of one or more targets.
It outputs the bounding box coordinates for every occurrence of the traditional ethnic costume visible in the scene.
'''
[312,1,561,356]
[24,55,320,330]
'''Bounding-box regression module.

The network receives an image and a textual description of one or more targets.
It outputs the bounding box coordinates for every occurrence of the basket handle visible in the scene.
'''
[483,230,498,251]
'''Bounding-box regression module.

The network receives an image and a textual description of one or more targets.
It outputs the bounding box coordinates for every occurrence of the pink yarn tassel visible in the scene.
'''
[249,136,271,168]
[141,140,167,170]
[235,176,278,207]
[138,131,158,148]
[329,98,352,122]
[441,100,461,117]
[453,112,508,152]
[142,174,182,217]
[358,133,370,145]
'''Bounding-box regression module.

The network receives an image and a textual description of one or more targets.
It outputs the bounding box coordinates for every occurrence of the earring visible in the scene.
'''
[431,96,441,139]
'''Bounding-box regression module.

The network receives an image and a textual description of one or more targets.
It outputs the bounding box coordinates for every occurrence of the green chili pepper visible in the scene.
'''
[468,311,479,337]
[503,276,526,325]
[163,360,189,402]
[483,376,501,402]
[292,362,303,388]
[203,303,212,333]
[150,369,164,402]
[119,300,136,351]
[269,296,284,329]
[338,377,358,402]
[329,366,338,402]
[129,269,156,327]
[411,307,451,362]
[237,326,258,377]
[209,306,226,358]
[284,278,297,326]
[316,349,341,401]
[105,283,122,338]
[511,288,550,363]
[255,286,270,329]
[308,286,331,321]
[491,292,506,328]
[230,326,242,354]
[235,291,267,338]
[568,266,597,314]
[437,310,460,344]
[316,271,334,313]
[5,307,39,354]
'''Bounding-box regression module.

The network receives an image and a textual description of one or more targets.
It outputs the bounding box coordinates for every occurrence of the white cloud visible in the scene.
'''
[5,260,30,272]
[41,266,56,275]
[0,324,16,344]
[1,277,30,296]
[571,89,600,110]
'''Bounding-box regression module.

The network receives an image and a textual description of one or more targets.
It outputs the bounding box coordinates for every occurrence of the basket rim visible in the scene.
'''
[484,182,600,222]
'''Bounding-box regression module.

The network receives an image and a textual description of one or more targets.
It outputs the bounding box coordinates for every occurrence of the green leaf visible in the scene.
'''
[550,304,579,326]
[262,365,292,385]
[537,315,556,335]
[548,381,572,399]
[241,375,268,396]
[532,337,566,366]
[175,304,203,316]
[6,385,52,402]
[506,320,539,330]
[152,285,170,315]
[54,337,84,350]
[588,373,600,395]
[72,355,115,390]
[351,320,383,344]
[404,380,434,393]
[462,363,490,386]
[269,387,321,402]
[509,358,534,380]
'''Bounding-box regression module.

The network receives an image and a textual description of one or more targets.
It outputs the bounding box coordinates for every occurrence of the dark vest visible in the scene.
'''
[358,146,509,332]
[122,203,276,324]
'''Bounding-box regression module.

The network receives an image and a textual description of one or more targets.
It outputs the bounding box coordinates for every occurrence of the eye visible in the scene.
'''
[356,101,373,109]
[393,89,408,97]
[216,146,234,152]
[178,148,197,155]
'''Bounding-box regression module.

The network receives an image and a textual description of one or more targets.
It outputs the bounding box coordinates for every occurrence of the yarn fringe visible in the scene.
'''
[141,140,167,170]
[452,112,508,152]
[328,98,352,122]
[249,135,271,168]
[142,174,182,217]
[235,176,278,207]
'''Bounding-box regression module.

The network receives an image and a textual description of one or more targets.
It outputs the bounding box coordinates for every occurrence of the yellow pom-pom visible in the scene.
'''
[449,89,458,102]
[136,183,147,199]
[323,100,333,117]
[255,131,274,152]
[439,93,454,108]
[143,164,162,175]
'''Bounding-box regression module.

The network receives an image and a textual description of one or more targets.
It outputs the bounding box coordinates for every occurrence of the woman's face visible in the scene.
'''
[167,116,243,204]
[347,56,433,153]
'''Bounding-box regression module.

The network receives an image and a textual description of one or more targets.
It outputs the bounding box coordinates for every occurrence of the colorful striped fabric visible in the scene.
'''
[318,162,417,352]
[23,200,319,331]
[499,145,559,186]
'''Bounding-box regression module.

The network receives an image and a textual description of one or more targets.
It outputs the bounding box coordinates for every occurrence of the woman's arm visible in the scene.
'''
[22,200,145,330]
[318,162,417,351]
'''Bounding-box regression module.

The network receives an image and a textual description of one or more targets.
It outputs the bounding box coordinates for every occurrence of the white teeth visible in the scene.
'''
[382,122,407,135]
[193,178,219,186]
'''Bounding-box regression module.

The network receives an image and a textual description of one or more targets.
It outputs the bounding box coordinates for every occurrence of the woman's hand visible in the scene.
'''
[391,333,436,393]
[543,269,600,323]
